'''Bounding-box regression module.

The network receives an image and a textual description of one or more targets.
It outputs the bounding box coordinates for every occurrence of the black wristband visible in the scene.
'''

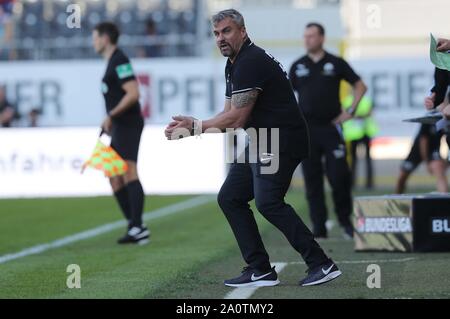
[190,121,195,136]
[191,119,202,136]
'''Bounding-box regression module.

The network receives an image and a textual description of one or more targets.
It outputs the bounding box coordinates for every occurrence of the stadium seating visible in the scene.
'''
[4,0,200,60]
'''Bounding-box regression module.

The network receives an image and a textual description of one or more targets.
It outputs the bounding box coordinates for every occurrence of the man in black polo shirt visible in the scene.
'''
[93,22,149,245]
[165,9,341,287]
[289,23,367,239]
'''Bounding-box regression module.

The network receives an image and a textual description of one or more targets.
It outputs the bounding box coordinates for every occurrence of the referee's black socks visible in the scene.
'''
[114,187,132,225]
[127,180,145,228]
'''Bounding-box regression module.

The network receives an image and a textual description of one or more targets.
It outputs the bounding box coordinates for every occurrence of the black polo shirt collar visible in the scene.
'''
[226,37,254,67]
[304,51,330,65]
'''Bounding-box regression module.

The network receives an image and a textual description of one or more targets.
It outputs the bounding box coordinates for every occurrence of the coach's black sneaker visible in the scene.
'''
[224,266,280,288]
[117,226,150,245]
[299,260,342,286]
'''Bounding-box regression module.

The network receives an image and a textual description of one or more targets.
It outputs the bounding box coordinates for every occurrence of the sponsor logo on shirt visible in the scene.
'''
[295,64,309,77]
[323,62,335,76]
[101,82,108,94]
[116,63,134,79]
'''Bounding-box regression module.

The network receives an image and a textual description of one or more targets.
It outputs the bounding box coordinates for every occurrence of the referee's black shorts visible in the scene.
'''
[110,118,144,162]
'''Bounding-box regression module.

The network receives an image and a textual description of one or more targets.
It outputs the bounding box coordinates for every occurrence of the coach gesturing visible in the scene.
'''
[165,9,341,287]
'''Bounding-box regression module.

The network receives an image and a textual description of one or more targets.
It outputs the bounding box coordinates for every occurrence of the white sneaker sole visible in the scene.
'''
[301,270,342,286]
[137,238,150,245]
[134,230,150,239]
[224,279,280,288]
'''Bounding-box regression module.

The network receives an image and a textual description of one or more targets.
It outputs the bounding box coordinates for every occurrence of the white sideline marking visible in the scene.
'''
[0,195,213,265]
[224,262,288,300]
[290,257,418,265]
[224,257,417,299]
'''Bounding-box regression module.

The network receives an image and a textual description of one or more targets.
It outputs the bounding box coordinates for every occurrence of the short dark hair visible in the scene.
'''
[212,9,245,28]
[306,22,325,36]
[94,22,120,44]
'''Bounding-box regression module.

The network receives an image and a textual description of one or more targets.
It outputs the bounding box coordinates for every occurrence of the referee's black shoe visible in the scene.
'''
[117,226,150,245]
[299,260,342,286]
[224,266,279,288]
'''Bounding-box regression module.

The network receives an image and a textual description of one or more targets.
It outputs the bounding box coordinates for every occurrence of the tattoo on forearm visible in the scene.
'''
[231,90,259,108]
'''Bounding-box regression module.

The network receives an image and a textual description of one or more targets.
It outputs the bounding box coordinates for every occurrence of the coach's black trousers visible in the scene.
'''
[217,152,329,272]
[301,123,353,236]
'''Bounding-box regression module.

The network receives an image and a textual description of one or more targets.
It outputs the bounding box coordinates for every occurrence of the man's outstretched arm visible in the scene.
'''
[164,89,259,139]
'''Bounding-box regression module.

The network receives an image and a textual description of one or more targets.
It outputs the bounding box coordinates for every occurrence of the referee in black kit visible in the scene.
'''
[289,23,367,239]
[92,22,149,245]
[165,10,341,287]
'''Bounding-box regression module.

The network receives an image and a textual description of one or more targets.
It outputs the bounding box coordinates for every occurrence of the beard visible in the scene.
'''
[218,42,234,58]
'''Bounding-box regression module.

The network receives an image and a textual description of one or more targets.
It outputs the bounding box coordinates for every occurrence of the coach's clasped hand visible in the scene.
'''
[165,115,201,140]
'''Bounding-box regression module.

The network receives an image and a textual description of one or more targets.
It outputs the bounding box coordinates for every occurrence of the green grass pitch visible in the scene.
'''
[1,187,449,299]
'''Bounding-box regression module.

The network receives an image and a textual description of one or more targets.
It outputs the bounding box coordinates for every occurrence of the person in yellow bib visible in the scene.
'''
[342,95,378,189]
